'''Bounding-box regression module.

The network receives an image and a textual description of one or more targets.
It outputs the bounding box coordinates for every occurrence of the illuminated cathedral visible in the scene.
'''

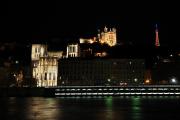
[80,26,117,47]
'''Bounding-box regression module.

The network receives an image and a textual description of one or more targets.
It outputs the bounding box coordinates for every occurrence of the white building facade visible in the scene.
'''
[31,44,63,87]
[66,44,80,58]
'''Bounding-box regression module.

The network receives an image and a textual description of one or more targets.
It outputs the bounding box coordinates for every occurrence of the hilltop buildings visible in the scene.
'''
[80,26,117,47]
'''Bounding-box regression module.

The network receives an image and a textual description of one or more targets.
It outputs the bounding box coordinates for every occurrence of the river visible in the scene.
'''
[0,96,180,120]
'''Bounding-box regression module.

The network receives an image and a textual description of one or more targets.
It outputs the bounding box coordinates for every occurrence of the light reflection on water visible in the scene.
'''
[26,97,60,120]
[131,96,141,120]
[0,96,180,120]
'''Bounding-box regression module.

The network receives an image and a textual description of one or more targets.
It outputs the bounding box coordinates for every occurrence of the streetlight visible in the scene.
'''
[106,78,111,86]
[145,79,150,84]
[170,77,177,84]
[134,78,138,82]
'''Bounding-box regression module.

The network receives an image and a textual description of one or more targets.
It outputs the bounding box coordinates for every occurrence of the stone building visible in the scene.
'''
[31,44,63,87]
[59,58,145,86]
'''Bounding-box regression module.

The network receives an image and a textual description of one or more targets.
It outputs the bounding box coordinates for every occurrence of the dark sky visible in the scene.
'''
[1,1,180,47]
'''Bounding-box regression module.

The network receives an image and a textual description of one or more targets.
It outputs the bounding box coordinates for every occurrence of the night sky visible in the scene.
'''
[2,1,179,48]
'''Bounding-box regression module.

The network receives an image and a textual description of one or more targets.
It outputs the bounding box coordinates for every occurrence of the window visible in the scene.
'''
[45,73,47,80]
[53,59,56,65]
[69,46,72,52]
[38,47,40,52]
[45,59,47,65]
[49,73,51,80]
[41,59,43,65]
[73,46,75,52]
[53,73,56,80]
[35,48,37,53]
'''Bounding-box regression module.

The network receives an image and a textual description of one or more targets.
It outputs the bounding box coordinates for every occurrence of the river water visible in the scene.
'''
[0,96,180,120]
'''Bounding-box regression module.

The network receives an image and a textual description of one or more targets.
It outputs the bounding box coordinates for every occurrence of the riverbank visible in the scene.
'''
[1,85,180,97]
[0,87,46,97]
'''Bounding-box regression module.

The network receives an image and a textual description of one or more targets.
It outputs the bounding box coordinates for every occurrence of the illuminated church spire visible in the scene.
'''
[155,24,160,47]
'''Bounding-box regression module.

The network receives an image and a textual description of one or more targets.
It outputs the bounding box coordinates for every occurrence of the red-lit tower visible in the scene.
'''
[155,24,160,47]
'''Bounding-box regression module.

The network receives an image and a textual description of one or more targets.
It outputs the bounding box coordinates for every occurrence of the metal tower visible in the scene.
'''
[155,24,160,47]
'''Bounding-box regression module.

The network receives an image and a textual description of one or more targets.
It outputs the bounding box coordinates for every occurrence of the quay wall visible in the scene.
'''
[1,86,180,97]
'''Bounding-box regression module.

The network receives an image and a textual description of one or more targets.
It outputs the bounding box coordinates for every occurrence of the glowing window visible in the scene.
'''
[49,73,51,80]
[54,59,56,65]
[73,46,75,52]
[38,47,40,52]
[53,73,56,80]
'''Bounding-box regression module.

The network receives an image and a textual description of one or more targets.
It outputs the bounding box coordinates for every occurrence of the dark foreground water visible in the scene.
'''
[0,96,180,120]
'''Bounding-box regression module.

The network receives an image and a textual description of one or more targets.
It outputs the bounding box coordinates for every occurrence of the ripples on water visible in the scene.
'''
[0,96,180,120]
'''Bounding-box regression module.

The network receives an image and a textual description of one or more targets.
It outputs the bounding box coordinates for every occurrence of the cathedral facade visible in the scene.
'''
[98,26,117,47]
[79,26,117,47]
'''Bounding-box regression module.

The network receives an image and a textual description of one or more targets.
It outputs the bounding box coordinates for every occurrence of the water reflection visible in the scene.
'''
[1,96,180,120]
[4,97,60,120]
[26,97,60,120]
[105,96,113,109]
[104,96,113,120]
[131,96,141,120]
